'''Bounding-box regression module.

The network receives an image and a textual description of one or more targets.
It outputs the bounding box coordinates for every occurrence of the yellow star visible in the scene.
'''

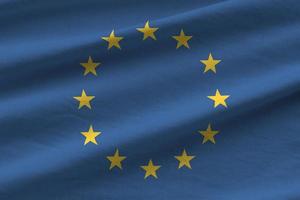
[199,123,219,144]
[106,149,127,170]
[136,20,159,40]
[81,125,101,145]
[80,56,100,76]
[172,29,192,49]
[102,30,123,49]
[200,53,221,73]
[207,89,230,108]
[73,89,95,109]
[174,149,195,169]
[141,159,161,179]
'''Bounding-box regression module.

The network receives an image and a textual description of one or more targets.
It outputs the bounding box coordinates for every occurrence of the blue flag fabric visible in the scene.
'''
[1,0,300,199]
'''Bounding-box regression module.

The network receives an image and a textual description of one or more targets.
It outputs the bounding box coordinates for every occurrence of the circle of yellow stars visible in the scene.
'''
[73,20,230,179]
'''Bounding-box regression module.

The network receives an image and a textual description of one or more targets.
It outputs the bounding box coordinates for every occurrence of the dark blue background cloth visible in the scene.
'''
[0,0,300,199]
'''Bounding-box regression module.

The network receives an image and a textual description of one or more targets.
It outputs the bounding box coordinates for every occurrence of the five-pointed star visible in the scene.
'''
[199,123,219,144]
[80,56,100,76]
[81,125,101,145]
[207,89,230,108]
[136,20,159,40]
[200,53,221,73]
[73,89,95,109]
[172,29,192,49]
[174,149,195,169]
[107,149,127,170]
[102,30,123,49]
[141,159,161,179]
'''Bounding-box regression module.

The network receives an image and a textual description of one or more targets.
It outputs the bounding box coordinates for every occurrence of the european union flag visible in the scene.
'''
[1,0,300,199]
